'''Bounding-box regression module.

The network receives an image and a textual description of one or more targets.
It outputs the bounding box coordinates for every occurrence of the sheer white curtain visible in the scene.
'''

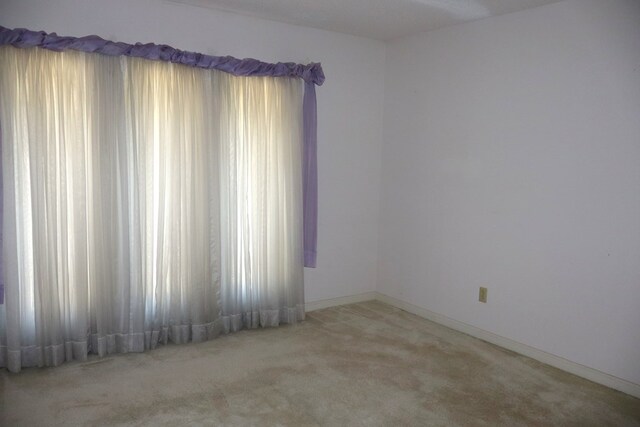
[217,73,304,332]
[0,46,305,372]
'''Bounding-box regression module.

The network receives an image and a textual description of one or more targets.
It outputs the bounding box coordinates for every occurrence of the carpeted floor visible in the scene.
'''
[1,300,639,426]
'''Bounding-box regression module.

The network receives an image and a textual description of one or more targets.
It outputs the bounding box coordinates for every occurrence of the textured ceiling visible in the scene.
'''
[170,0,564,41]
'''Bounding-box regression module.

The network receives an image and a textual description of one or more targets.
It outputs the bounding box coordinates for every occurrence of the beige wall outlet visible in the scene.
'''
[479,287,488,303]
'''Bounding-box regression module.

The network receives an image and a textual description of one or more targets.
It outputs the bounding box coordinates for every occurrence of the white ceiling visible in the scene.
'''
[170,0,564,41]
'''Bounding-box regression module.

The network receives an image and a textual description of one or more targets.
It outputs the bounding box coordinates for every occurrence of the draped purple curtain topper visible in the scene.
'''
[0,26,322,305]
[0,26,324,85]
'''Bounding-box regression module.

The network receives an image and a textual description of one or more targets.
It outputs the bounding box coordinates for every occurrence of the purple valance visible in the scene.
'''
[0,26,325,85]
[0,25,320,301]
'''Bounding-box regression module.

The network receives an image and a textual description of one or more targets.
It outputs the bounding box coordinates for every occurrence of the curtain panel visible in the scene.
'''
[0,25,324,300]
[0,27,322,371]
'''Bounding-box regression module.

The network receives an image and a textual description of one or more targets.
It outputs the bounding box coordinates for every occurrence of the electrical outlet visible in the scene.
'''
[479,287,488,303]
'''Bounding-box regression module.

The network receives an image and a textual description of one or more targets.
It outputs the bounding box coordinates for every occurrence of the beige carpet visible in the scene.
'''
[1,301,639,426]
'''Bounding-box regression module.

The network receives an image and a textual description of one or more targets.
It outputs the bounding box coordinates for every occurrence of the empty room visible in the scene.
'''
[0,0,639,425]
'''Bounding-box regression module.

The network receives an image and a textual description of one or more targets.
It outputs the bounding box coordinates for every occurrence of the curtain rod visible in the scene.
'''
[0,26,325,86]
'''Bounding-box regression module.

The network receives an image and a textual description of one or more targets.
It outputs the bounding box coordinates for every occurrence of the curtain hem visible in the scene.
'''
[222,304,305,333]
[0,305,305,373]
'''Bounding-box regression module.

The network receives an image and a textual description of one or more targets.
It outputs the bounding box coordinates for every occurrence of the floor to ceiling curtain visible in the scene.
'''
[216,72,304,332]
[0,45,305,372]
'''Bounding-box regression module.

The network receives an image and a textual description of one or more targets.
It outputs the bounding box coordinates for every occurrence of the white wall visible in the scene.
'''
[0,0,386,304]
[379,0,640,385]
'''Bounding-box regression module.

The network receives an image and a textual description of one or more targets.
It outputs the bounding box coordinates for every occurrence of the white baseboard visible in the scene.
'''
[305,291,377,312]
[375,292,640,399]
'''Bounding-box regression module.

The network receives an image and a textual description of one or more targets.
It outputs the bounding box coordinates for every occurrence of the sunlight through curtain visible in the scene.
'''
[0,45,305,372]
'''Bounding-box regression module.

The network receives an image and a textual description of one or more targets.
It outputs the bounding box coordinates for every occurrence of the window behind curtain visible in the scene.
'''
[0,45,304,372]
